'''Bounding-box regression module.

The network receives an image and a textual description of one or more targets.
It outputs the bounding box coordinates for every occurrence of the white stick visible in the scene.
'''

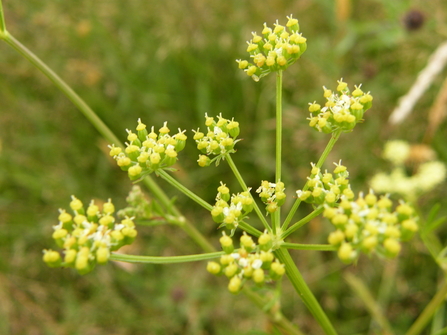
[388,41,447,125]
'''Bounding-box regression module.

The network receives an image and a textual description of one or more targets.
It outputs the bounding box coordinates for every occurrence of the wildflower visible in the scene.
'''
[194,114,241,167]
[324,190,418,263]
[211,183,253,230]
[109,119,187,180]
[237,15,307,81]
[296,161,354,206]
[307,80,373,133]
[207,233,285,293]
[43,196,137,275]
[256,180,286,213]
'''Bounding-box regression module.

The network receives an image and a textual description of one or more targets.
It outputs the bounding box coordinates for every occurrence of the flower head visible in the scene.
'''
[325,190,418,263]
[237,15,307,81]
[109,119,187,180]
[194,114,241,166]
[307,80,373,133]
[207,232,285,293]
[211,183,253,231]
[43,196,137,275]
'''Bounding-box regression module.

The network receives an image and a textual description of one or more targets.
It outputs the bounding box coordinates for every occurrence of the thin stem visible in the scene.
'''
[275,70,283,183]
[282,130,342,231]
[0,0,6,34]
[238,221,262,238]
[225,154,271,232]
[242,286,305,335]
[275,247,338,335]
[273,71,283,233]
[111,251,224,264]
[157,169,213,211]
[282,243,336,251]
[282,206,325,239]
[405,279,447,335]
[2,33,122,147]
[344,272,395,335]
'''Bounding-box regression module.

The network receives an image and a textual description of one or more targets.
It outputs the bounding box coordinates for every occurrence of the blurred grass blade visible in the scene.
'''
[344,272,395,335]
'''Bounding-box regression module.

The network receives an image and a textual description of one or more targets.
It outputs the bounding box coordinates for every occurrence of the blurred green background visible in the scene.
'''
[1,0,447,334]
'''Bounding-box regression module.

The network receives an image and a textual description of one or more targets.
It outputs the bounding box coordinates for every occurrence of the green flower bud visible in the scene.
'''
[240,234,255,253]
[211,206,224,223]
[253,268,265,284]
[43,250,62,267]
[227,120,240,138]
[197,155,211,167]
[220,254,233,266]
[70,196,84,213]
[401,219,418,241]
[220,234,234,254]
[328,230,345,245]
[338,243,355,263]
[266,202,278,214]
[258,232,272,251]
[96,247,110,264]
[228,276,242,293]
[270,261,286,280]
[260,251,274,269]
[207,261,221,275]
[383,238,401,258]
[64,249,77,264]
[225,263,239,278]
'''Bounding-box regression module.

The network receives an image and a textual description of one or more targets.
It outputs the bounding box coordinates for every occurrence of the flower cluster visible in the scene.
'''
[324,191,418,263]
[256,180,286,214]
[370,140,446,201]
[296,161,355,206]
[108,119,187,180]
[307,79,373,133]
[43,196,137,274]
[194,114,240,167]
[207,232,285,293]
[211,182,253,231]
[236,15,307,81]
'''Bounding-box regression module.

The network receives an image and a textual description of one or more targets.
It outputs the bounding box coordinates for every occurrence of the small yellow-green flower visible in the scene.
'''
[256,180,286,213]
[211,183,253,230]
[109,119,187,180]
[324,190,418,263]
[43,196,138,275]
[194,114,241,166]
[207,232,285,293]
[237,15,307,81]
[307,80,373,133]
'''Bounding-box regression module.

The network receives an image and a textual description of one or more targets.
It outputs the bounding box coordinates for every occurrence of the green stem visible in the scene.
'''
[111,251,224,264]
[282,243,336,251]
[282,206,325,239]
[275,247,338,335]
[2,33,122,147]
[242,286,305,335]
[0,0,6,34]
[275,70,283,184]
[405,279,447,335]
[282,130,342,231]
[225,154,271,232]
[157,169,213,211]
[273,71,283,233]
[238,221,262,238]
